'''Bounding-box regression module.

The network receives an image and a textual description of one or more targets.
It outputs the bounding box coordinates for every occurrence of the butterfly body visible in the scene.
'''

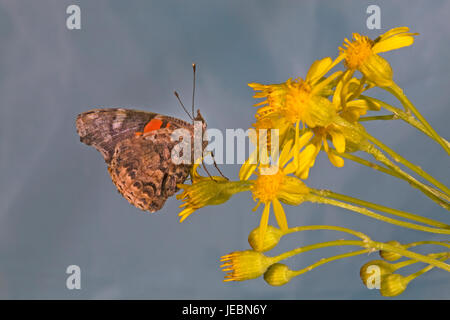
[76,108,205,212]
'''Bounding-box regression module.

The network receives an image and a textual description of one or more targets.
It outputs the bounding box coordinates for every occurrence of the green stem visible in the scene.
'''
[311,189,449,229]
[284,225,370,241]
[385,83,450,155]
[371,242,450,272]
[365,133,450,196]
[290,250,449,279]
[393,252,449,271]
[226,180,253,193]
[404,255,449,283]
[337,150,403,179]
[273,240,364,263]
[291,249,369,277]
[360,95,450,150]
[361,143,450,207]
[404,241,450,250]
[307,194,450,235]
[359,114,397,122]
[271,239,450,272]
[336,150,450,209]
[333,116,450,203]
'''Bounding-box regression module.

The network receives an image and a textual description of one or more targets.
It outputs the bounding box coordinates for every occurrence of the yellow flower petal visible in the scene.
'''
[306,57,333,84]
[278,139,294,168]
[179,207,195,223]
[373,34,416,54]
[299,168,310,180]
[329,130,346,153]
[258,202,271,249]
[358,96,382,111]
[272,198,288,231]
[346,99,371,110]
[239,150,258,180]
[376,27,410,41]
[323,137,329,152]
[298,131,314,149]
[295,144,319,178]
[298,144,317,168]
[332,75,345,107]
[327,150,345,167]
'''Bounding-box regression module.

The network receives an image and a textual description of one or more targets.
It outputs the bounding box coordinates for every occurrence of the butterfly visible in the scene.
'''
[76,64,209,213]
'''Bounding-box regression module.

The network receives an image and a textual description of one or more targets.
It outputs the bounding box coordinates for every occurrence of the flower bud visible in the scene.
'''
[177,178,252,222]
[379,241,403,261]
[380,274,408,297]
[264,263,294,286]
[220,250,274,282]
[360,260,396,288]
[248,225,283,252]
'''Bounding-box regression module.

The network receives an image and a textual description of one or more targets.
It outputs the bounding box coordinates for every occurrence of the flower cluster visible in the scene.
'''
[176,27,449,297]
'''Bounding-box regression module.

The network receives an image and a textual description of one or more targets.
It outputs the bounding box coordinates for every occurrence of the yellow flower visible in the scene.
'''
[264,263,294,286]
[289,124,346,180]
[239,113,292,181]
[220,250,275,281]
[252,112,292,150]
[249,57,342,128]
[281,78,336,127]
[177,164,252,222]
[338,27,418,87]
[332,74,378,122]
[250,141,310,248]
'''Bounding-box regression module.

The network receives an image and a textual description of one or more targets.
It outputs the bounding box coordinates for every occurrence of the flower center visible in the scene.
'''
[282,79,312,123]
[252,170,285,203]
[341,34,374,70]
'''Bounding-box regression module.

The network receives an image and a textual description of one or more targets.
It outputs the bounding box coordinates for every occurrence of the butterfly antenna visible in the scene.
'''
[174,91,193,121]
[192,63,196,123]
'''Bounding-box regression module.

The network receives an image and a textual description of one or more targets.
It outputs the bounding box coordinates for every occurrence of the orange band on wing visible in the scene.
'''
[143,119,163,133]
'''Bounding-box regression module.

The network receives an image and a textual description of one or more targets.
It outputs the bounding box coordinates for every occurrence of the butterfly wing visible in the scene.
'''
[108,128,192,212]
[76,108,159,163]
[76,108,196,212]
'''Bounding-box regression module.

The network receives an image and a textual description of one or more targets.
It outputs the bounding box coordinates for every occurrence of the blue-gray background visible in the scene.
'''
[0,0,448,299]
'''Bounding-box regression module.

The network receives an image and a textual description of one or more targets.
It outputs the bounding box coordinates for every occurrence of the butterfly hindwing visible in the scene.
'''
[108,127,192,212]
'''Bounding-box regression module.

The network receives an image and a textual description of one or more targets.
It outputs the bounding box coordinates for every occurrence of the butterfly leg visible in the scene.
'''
[211,151,229,180]
[202,161,217,182]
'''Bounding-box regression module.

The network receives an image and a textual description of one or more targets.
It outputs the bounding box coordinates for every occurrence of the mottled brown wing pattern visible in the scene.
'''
[76,108,159,163]
[108,128,192,212]
[76,108,198,213]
